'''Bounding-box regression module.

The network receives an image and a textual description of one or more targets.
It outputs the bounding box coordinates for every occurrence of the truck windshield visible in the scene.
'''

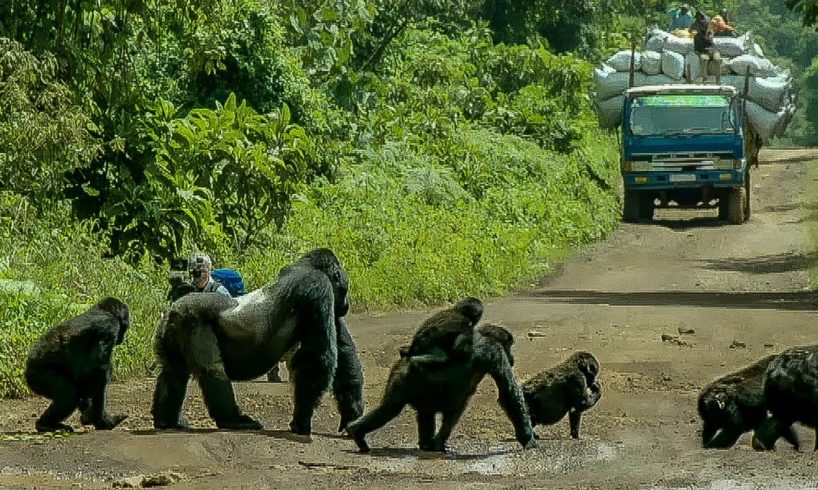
[628,94,735,136]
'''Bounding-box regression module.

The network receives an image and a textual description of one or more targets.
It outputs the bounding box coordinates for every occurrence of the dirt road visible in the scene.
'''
[2,149,818,489]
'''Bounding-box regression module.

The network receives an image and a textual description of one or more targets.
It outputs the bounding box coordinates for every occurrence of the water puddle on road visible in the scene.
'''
[364,441,622,477]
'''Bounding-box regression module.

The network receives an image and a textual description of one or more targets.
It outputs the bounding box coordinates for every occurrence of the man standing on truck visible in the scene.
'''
[668,4,694,31]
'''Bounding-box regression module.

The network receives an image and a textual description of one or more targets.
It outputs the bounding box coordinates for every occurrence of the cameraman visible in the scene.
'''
[188,252,230,295]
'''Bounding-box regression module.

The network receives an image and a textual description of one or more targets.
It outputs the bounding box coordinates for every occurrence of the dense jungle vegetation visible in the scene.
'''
[0,0,816,397]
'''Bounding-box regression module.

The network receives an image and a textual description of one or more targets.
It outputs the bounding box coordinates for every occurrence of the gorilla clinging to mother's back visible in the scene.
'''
[152,248,365,434]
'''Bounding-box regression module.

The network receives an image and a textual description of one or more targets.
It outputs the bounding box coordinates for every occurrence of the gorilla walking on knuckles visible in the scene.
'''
[346,323,536,452]
[698,354,799,450]
[522,351,602,439]
[151,248,365,434]
[25,297,131,433]
[752,345,818,451]
[398,296,483,364]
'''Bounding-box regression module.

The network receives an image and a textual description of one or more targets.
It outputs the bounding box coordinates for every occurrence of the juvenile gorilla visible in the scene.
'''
[151,248,365,434]
[699,354,799,450]
[752,345,818,451]
[346,324,536,452]
[25,297,130,432]
[522,351,601,439]
[398,296,483,364]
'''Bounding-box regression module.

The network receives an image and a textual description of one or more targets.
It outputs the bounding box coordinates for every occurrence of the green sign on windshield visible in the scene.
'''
[634,95,730,108]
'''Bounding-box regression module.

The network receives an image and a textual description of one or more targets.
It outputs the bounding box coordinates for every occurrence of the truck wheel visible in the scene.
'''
[623,190,640,223]
[727,186,747,224]
[638,193,654,221]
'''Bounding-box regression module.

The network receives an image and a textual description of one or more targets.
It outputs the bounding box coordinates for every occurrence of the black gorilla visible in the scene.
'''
[25,297,130,432]
[346,324,536,452]
[151,248,365,434]
[398,296,483,365]
[699,354,799,450]
[753,345,818,451]
[522,351,602,439]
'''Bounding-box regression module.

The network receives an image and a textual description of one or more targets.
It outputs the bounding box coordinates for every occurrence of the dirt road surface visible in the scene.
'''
[2,149,818,489]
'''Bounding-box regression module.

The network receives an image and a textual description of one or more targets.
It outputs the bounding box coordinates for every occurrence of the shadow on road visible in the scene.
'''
[701,252,818,274]
[527,290,817,311]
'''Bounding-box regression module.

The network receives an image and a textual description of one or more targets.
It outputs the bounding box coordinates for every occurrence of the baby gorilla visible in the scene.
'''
[25,297,130,432]
[753,345,818,451]
[699,354,799,450]
[347,323,536,452]
[398,296,483,365]
[522,351,601,439]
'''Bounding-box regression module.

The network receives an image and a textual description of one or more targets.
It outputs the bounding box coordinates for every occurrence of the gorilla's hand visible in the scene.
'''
[521,435,538,449]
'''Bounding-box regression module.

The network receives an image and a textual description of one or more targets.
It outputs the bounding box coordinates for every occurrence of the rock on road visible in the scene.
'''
[2,149,818,489]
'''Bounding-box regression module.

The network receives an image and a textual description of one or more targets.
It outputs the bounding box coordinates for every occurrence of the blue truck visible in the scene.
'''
[620,84,759,224]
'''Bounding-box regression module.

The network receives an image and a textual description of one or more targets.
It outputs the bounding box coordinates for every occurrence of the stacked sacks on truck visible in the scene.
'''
[592,28,795,143]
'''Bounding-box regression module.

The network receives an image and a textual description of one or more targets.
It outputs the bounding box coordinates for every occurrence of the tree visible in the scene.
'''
[787,0,818,27]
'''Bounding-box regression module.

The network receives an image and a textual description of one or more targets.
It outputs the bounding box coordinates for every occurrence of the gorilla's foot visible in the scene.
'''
[288,419,313,436]
[344,422,370,452]
[154,418,191,430]
[217,414,263,431]
[420,440,446,452]
[94,414,128,430]
[522,436,538,449]
[35,422,74,433]
[266,371,285,383]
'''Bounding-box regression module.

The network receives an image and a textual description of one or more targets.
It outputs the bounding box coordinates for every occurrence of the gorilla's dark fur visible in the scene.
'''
[398,296,483,364]
[151,248,365,434]
[346,323,536,452]
[699,354,798,450]
[752,345,818,451]
[25,297,130,432]
[522,351,601,439]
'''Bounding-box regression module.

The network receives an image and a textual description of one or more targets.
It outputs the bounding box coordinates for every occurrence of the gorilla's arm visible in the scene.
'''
[481,348,536,448]
[565,371,601,411]
[333,317,365,432]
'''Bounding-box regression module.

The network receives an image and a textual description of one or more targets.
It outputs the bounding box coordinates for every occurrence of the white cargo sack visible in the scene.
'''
[748,77,790,112]
[730,55,775,77]
[713,33,750,58]
[745,100,788,143]
[595,68,644,100]
[685,52,701,81]
[645,29,670,52]
[719,75,748,91]
[641,51,662,75]
[662,50,685,80]
[606,50,642,72]
[752,43,764,58]
[596,95,625,129]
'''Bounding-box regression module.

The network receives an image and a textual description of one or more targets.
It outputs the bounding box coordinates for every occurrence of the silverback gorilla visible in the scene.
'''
[346,323,536,452]
[151,248,365,434]
[25,297,130,432]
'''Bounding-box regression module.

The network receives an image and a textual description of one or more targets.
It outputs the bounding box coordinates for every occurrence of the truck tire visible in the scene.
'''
[727,186,747,224]
[623,190,640,223]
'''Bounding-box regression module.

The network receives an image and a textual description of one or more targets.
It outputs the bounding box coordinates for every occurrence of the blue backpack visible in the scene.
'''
[211,268,246,297]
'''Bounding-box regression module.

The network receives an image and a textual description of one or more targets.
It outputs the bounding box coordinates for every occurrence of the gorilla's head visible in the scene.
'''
[301,248,350,317]
[97,297,131,344]
[454,296,483,325]
[572,351,600,380]
[698,389,736,426]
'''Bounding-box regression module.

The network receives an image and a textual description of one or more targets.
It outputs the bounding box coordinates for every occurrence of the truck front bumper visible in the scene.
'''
[623,169,745,190]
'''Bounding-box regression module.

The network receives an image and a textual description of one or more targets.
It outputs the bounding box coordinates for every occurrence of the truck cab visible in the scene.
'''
[621,84,752,224]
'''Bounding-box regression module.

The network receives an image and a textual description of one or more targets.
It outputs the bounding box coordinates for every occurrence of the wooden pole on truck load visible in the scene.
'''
[628,40,636,88]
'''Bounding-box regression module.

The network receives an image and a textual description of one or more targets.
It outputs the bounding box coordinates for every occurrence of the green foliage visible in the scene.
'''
[122,94,315,259]
[787,0,818,27]
[0,38,100,202]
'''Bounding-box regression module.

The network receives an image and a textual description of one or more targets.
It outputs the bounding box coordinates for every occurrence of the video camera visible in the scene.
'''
[167,257,197,302]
